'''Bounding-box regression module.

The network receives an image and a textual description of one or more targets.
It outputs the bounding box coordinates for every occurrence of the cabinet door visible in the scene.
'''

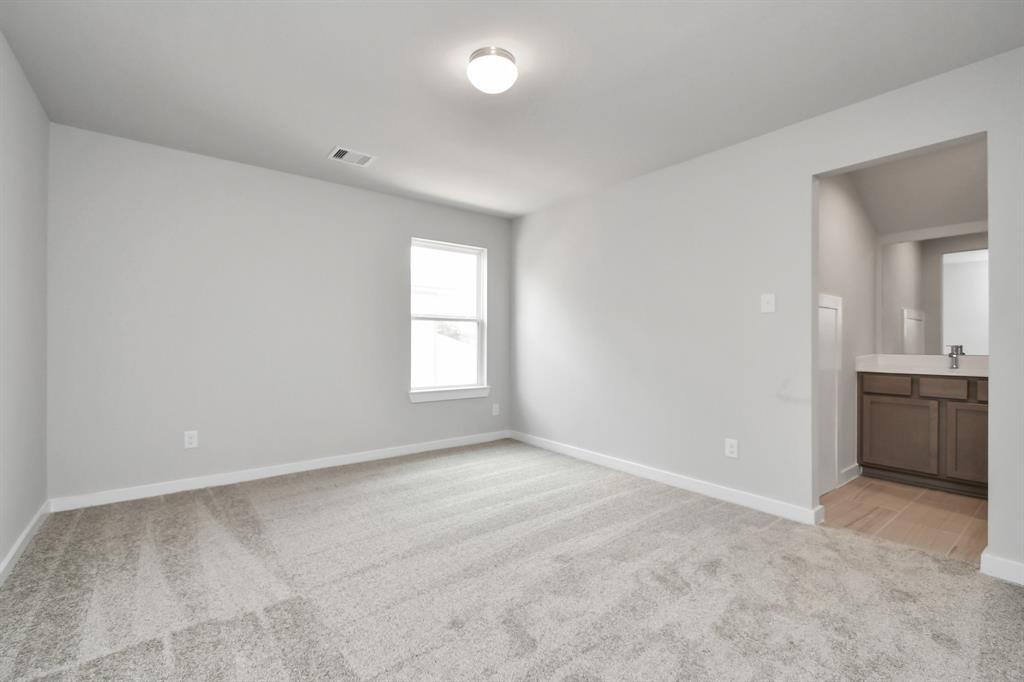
[946,403,988,483]
[861,395,939,474]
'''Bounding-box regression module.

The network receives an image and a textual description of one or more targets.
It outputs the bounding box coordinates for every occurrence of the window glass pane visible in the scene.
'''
[411,320,479,388]
[411,245,478,317]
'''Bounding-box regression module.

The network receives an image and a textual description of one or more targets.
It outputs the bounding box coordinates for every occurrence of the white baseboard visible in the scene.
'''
[0,501,49,585]
[980,550,1024,586]
[49,430,514,512]
[509,431,821,525]
[839,463,862,486]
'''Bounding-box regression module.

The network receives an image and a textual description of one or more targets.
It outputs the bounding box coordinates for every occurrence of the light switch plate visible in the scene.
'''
[760,293,776,313]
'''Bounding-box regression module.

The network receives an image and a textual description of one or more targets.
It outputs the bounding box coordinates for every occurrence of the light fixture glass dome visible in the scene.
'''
[467,47,518,94]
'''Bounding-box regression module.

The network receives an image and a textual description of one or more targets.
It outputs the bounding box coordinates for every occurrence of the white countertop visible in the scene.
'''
[855,354,988,378]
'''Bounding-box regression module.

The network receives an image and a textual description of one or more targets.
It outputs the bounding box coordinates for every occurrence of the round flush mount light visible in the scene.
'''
[467,47,518,94]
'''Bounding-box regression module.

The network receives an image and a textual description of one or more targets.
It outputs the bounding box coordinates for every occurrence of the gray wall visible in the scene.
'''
[922,232,988,354]
[0,32,49,567]
[878,241,924,353]
[817,175,877,485]
[513,48,1024,569]
[47,125,512,498]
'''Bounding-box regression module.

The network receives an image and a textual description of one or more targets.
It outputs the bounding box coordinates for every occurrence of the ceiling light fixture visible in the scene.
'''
[467,47,518,94]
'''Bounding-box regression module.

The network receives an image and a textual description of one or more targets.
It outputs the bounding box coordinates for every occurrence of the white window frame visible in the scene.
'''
[409,238,489,402]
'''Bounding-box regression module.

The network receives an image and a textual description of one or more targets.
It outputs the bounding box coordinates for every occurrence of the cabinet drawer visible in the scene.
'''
[919,377,968,400]
[977,380,988,402]
[862,374,912,396]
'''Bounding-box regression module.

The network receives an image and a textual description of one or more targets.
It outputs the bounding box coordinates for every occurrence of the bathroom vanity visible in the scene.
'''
[855,354,988,498]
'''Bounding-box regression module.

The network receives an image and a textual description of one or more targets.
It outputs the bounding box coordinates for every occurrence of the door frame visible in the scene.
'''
[816,293,843,497]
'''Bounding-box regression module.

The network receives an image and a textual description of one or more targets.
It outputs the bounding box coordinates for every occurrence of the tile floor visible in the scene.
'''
[821,476,987,565]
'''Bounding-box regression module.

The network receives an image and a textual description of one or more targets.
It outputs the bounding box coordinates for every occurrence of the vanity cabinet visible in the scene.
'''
[946,403,988,484]
[858,372,987,498]
[861,395,939,474]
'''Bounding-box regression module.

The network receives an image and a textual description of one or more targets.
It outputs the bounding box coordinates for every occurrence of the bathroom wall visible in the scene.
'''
[817,175,878,485]
[878,240,925,353]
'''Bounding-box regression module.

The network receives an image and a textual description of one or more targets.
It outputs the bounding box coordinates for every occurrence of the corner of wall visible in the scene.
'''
[0,27,52,585]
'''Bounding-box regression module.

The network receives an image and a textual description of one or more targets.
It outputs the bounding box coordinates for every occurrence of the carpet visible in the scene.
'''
[1,439,1021,680]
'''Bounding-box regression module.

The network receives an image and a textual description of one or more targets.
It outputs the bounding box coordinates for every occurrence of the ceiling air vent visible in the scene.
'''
[328,146,375,167]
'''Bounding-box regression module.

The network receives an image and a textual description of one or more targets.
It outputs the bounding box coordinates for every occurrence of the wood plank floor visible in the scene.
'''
[820,476,987,566]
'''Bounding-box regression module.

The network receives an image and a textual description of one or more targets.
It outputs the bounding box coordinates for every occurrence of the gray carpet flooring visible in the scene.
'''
[1,439,1021,681]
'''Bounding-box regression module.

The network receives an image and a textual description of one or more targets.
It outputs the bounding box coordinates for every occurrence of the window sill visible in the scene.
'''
[409,386,491,403]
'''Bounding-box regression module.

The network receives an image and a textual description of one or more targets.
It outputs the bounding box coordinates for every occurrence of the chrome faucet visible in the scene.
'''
[947,345,965,370]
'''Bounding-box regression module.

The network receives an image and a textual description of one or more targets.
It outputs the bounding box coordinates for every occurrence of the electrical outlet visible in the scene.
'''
[492,403,500,416]
[184,430,199,449]
[724,438,739,459]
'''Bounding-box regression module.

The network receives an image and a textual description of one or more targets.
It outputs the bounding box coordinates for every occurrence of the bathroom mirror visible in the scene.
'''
[878,234,989,355]
[942,249,989,355]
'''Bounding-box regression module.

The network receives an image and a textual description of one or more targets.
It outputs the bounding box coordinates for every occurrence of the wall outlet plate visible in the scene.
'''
[492,403,500,416]
[760,293,776,313]
[724,438,739,459]
[184,430,199,449]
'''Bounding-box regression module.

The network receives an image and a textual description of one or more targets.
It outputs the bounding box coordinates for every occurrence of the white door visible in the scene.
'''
[816,294,842,497]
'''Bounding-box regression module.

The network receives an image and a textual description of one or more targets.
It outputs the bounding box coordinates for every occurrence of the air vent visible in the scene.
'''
[328,146,375,167]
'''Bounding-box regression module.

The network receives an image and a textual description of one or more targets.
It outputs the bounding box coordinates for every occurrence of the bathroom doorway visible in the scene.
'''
[812,133,989,566]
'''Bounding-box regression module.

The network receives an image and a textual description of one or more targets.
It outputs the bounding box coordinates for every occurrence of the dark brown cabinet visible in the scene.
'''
[858,372,987,498]
[861,395,938,474]
[946,403,988,484]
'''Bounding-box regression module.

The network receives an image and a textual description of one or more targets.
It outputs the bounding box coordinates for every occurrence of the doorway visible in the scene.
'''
[812,133,989,567]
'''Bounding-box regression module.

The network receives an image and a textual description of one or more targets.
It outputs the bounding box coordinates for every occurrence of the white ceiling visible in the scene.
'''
[1,1,1021,218]
[850,137,987,235]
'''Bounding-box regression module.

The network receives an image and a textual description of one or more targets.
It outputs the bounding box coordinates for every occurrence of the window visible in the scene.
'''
[410,238,488,401]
